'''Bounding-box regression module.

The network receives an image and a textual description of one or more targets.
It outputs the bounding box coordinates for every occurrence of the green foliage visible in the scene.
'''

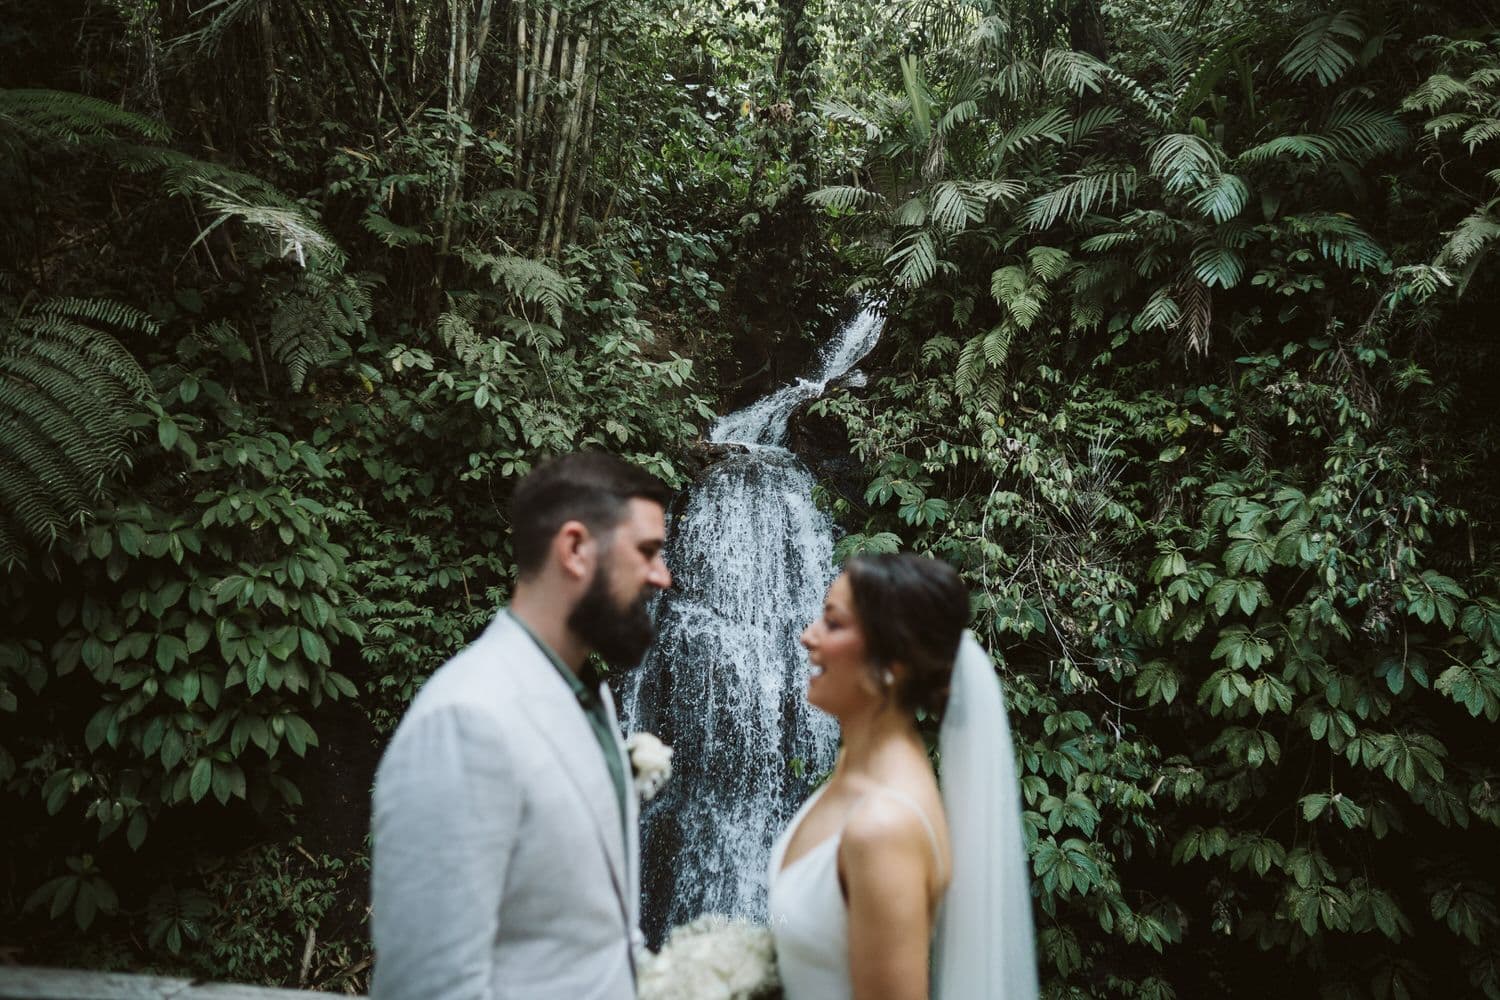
[812,2,1500,995]
[0,294,157,568]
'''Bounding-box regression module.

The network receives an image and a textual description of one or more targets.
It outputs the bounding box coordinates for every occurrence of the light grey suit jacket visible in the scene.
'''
[370,612,640,1000]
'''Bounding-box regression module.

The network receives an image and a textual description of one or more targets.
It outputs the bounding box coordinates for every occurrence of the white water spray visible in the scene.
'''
[619,307,883,936]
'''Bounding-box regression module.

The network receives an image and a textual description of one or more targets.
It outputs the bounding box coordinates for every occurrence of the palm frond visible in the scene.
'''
[1189,173,1250,222]
[1279,10,1364,87]
[930,181,986,233]
[1287,212,1388,271]
[1324,104,1407,160]
[1025,169,1138,230]
[1150,133,1222,194]
[886,230,940,288]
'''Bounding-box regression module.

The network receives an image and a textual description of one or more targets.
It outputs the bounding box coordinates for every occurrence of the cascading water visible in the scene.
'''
[619,307,884,941]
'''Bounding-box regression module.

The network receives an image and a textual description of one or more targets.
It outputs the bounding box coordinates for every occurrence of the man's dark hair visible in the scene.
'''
[509,452,671,576]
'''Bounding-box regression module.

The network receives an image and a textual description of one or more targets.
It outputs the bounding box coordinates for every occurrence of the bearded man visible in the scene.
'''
[370,452,673,1000]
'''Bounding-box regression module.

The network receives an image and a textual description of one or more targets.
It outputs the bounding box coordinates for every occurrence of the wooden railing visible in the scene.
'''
[0,966,351,998]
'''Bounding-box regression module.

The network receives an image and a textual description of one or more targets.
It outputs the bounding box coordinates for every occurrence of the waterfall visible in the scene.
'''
[619,307,884,940]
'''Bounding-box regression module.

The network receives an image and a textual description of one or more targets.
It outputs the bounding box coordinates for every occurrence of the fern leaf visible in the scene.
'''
[990,107,1071,163]
[1237,133,1337,164]
[1279,10,1364,87]
[1189,173,1250,222]
[1150,133,1222,194]
[1401,73,1470,114]
[1288,213,1388,271]
[1191,242,1245,289]
[1028,246,1072,281]
[886,230,939,288]
[0,88,169,145]
[1025,169,1138,230]
[992,266,1047,329]
[362,211,432,248]
[930,182,985,233]
[817,98,885,141]
[1324,104,1407,161]
[1135,285,1181,331]
[806,185,882,212]
[937,100,978,138]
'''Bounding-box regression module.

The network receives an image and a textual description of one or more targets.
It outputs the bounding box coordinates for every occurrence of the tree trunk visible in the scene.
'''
[259,1,277,128]
[547,17,593,256]
[513,0,528,172]
[564,35,605,247]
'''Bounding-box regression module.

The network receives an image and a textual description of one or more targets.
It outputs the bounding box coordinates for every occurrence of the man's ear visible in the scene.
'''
[553,520,596,581]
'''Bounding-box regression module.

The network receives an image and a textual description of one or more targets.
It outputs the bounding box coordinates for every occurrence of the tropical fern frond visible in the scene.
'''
[1438,210,1500,268]
[1028,246,1072,281]
[955,334,985,398]
[1175,275,1214,354]
[0,296,157,568]
[1462,118,1500,152]
[992,266,1047,329]
[936,100,978,138]
[266,272,373,392]
[461,250,581,326]
[1025,169,1138,230]
[1279,10,1364,87]
[930,182,985,233]
[1135,285,1181,331]
[1401,73,1470,114]
[1189,173,1250,222]
[0,88,168,145]
[990,107,1071,163]
[886,230,940,288]
[1068,106,1124,150]
[1150,133,1222,194]
[193,179,346,271]
[1190,241,1245,289]
[816,97,882,142]
[1237,133,1338,164]
[921,335,959,365]
[497,316,566,352]
[1324,104,1407,160]
[1287,212,1388,270]
[1079,231,1138,253]
[362,211,432,248]
[1041,49,1110,97]
[806,185,883,212]
[982,324,1015,367]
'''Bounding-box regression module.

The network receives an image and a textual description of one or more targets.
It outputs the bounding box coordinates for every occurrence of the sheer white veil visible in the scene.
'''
[932,631,1039,1000]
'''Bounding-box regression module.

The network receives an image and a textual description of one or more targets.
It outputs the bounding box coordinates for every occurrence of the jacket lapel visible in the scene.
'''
[499,617,631,930]
[600,687,640,930]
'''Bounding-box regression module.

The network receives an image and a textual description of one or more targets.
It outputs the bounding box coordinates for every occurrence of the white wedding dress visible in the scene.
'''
[768,784,942,1000]
[766,633,1039,1000]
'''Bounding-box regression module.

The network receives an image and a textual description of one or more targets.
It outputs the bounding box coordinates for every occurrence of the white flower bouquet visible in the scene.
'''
[637,915,782,1000]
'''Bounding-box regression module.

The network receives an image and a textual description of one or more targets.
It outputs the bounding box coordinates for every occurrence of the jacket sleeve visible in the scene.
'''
[371,703,522,1000]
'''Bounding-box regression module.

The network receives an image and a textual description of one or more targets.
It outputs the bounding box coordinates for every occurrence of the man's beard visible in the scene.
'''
[567,560,656,670]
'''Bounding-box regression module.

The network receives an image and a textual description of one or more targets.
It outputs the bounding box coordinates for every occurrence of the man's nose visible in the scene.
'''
[649,556,671,590]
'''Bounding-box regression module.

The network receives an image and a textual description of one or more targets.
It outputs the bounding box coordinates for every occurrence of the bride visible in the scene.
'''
[768,553,1038,1000]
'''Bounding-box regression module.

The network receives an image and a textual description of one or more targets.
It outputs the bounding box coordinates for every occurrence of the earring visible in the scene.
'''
[882,668,895,687]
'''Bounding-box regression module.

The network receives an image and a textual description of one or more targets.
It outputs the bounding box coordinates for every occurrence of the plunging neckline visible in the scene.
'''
[775,784,837,874]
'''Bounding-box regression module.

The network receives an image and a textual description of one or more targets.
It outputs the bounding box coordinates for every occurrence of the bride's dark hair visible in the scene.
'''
[844,553,969,716]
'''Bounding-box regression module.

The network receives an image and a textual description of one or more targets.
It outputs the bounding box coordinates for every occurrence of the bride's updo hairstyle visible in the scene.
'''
[844,553,969,716]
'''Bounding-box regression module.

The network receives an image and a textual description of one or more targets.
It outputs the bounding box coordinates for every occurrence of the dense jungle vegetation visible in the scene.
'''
[3,0,1499,996]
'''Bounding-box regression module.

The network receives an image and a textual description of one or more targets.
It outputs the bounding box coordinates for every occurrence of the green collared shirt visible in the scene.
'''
[506,609,629,847]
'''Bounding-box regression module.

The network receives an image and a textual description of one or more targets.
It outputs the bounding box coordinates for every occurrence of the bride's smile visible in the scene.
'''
[799,574,884,717]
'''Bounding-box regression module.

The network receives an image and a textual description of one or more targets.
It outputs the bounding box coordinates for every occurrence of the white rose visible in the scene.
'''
[626,732,674,802]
